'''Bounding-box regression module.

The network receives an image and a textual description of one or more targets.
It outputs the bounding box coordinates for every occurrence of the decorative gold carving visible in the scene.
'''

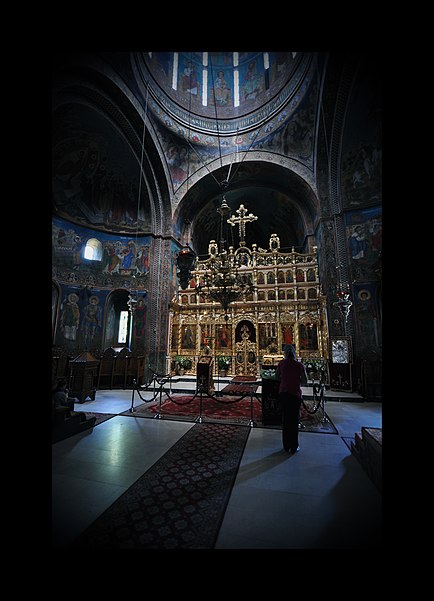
[169,215,328,373]
[235,325,257,377]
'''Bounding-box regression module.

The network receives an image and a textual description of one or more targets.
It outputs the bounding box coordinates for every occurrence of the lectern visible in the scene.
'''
[196,356,214,395]
[261,365,281,425]
[69,351,99,403]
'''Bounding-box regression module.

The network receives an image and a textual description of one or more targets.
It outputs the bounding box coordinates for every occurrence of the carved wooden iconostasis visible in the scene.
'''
[168,228,329,379]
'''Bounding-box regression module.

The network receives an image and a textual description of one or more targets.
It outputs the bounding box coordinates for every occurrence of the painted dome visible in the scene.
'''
[133,51,313,139]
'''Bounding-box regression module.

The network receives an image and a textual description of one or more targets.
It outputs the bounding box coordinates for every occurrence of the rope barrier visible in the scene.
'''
[301,369,328,422]
[130,372,260,426]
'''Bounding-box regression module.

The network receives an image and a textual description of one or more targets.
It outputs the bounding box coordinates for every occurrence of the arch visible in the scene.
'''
[235,319,256,343]
[52,56,173,238]
[103,288,131,350]
[172,158,319,256]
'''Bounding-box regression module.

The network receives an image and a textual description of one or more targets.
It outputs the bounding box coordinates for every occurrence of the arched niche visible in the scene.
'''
[103,289,131,350]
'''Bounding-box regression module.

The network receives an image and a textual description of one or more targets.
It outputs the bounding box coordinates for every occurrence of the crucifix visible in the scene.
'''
[227,204,258,247]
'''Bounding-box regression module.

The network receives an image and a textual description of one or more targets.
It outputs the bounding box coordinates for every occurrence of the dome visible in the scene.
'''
[133,51,313,141]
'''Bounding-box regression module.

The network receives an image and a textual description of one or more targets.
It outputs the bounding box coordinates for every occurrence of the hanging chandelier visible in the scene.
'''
[192,195,256,322]
[174,53,260,321]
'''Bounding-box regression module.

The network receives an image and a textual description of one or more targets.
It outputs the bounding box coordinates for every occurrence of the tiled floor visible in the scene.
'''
[52,385,382,549]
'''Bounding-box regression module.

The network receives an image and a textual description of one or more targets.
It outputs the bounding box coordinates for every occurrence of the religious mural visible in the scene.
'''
[139,52,316,194]
[252,68,317,166]
[344,206,382,282]
[52,104,150,232]
[143,51,303,120]
[353,282,381,355]
[55,285,110,349]
[53,282,148,353]
[340,56,382,209]
[211,66,233,107]
[149,55,318,193]
[52,216,151,353]
[52,217,151,285]
[178,54,201,100]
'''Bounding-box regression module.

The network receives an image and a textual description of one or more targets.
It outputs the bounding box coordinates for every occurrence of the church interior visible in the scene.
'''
[52,51,382,550]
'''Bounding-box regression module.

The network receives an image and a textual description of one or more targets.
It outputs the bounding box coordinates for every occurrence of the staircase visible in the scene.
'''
[351,427,382,492]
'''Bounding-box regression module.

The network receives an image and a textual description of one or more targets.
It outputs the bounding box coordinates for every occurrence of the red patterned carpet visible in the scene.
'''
[121,394,338,434]
[123,394,260,425]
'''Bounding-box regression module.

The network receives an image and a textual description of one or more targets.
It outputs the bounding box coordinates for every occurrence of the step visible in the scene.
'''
[52,413,96,443]
[351,427,382,492]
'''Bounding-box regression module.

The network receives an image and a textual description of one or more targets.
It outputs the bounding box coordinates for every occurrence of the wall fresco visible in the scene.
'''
[340,55,382,209]
[344,206,382,282]
[52,217,151,287]
[52,104,151,232]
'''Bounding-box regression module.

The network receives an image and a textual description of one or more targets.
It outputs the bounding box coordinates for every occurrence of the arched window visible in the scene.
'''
[84,238,102,261]
[103,289,132,349]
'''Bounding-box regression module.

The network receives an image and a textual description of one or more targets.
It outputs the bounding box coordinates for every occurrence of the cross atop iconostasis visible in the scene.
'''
[227,204,258,247]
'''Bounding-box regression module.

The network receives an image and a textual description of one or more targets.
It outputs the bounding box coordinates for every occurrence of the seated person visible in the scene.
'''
[52,378,75,412]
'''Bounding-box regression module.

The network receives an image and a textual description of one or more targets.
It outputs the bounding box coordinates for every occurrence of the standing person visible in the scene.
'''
[276,344,308,454]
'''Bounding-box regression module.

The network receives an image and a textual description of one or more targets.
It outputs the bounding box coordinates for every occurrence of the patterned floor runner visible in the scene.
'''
[70,422,250,549]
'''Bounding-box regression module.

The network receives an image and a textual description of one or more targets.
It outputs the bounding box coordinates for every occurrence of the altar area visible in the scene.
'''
[168,215,329,382]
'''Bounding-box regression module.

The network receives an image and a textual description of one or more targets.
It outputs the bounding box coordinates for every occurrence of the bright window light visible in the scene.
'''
[202,69,208,105]
[84,238,102,261]
[172,52,178,90]
[118,311,129,344]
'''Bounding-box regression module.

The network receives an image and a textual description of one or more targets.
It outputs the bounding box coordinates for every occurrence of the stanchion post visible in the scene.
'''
[154,378,163,419]
[320,382,329,423]
[214,356,223,398]
[196,376,205,423]
[248,382,256,427]
[129,379,136,413]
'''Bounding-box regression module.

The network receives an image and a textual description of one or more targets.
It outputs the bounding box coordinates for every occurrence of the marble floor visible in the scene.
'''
[52,384,382,550]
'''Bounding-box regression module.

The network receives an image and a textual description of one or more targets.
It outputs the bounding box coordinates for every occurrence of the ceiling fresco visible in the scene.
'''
[133,51,314,138]
[52,103,152,234]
